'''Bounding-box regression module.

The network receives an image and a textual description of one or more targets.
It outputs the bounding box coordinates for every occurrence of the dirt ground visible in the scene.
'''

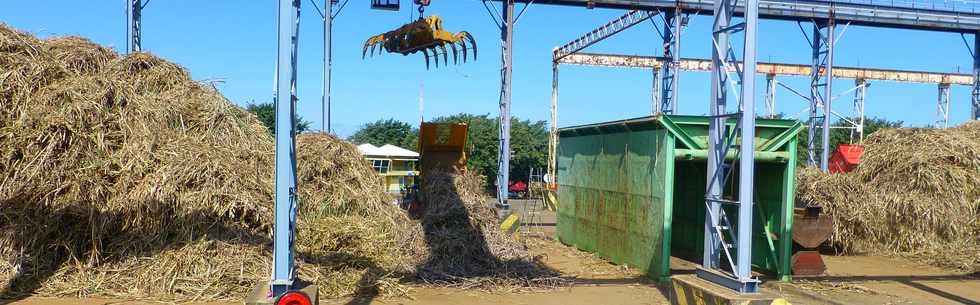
[4,200,979,305]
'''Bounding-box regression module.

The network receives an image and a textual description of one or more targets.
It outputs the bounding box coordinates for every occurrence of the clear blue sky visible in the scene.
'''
[2,1,975,137]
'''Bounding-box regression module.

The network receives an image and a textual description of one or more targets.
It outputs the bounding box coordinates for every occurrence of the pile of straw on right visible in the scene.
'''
[796,122,980,271]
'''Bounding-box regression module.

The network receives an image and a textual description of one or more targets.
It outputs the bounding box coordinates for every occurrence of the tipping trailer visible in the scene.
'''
[411,122,469,214]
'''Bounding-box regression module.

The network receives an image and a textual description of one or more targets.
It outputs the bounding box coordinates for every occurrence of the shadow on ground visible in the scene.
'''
[344,174,560,305]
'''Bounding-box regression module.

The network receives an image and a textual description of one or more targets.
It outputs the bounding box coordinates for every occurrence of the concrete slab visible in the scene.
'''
[244,282,319,305]
[670,275,789,305]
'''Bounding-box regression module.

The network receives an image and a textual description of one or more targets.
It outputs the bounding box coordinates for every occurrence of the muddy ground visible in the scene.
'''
[4,199,978,305]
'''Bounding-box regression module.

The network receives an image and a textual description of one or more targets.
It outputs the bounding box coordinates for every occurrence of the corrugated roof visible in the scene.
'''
[377,144,419,158]
[357,143,382,155]
[357,143,418,158]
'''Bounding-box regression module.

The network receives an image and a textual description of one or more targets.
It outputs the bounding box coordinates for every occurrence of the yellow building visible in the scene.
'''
[357,143,420,193]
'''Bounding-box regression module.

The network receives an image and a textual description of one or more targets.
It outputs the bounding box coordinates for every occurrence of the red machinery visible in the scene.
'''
[828,144,864,174]
[508,180,527,198]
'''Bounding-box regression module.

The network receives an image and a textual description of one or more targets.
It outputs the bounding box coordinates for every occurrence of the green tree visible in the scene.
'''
[431,113,548,189]
[796,116,903,167]
[348,119,419,150]
[245,101,312,134]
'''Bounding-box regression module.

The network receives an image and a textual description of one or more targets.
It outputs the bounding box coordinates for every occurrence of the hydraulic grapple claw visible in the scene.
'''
[361,15,477,68]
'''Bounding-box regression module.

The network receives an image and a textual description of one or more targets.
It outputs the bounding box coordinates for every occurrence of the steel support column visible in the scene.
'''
[700,0,761,293]
[973,33,980,120]
[548,63,559,186]
[765,74,776,118]
[735,0,760,286]
[937,83,951,128]
[808,20,835,171]
[660,8,681,113]
[851,79,867,142]
[271,0,301,298]
[652,68,661,114]
[703,0,729,275]
[126,0,143,53]
[498,0,515,208]
[323,0,333,133]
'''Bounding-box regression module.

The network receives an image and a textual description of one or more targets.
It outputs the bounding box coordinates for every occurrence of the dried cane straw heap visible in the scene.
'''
[797,122,980,271]
[0,24,553,301]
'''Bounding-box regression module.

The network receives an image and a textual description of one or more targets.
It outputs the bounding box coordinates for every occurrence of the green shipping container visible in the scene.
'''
[556,115,801,283]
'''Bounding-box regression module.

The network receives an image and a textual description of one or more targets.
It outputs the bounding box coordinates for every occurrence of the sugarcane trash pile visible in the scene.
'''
[796,122,980,271]
[0,24,557,301]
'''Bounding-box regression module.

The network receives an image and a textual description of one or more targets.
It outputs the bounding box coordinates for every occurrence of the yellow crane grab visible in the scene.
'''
[362,0,476,68]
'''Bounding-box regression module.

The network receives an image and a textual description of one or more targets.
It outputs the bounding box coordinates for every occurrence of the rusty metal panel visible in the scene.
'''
[557,125,672,281]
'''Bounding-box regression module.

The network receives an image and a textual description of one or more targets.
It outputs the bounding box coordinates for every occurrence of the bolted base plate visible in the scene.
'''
[671,274,790,305]
[244,281,319,305]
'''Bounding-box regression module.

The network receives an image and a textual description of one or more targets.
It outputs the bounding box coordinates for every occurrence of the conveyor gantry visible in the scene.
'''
[507,0,980,32]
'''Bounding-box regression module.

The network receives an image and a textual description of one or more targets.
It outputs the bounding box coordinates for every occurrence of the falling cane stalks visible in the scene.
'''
[796,122,980,272]
[0,24,556,301]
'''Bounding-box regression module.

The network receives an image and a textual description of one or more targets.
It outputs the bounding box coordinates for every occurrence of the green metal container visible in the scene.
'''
[556,115,801,283]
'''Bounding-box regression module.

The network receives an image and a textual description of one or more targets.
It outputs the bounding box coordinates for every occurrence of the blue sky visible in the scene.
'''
[2,1,975,137]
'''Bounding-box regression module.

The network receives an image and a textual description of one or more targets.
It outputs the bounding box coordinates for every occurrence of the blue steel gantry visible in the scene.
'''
[531,0,980,294]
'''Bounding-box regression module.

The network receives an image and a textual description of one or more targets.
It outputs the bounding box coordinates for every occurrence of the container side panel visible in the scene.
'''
[557,135,594,249]
[596,133,629,264]
[626,129,664,276]
[557,129,668,277]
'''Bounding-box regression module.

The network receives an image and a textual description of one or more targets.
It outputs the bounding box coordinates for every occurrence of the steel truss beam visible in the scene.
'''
[699,0,760,293]
[557,53,974,85]
[271,0,301,298]
[553,10,658,61]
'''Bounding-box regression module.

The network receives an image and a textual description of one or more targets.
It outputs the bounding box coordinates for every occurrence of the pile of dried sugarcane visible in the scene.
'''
[796,122,980,271]
[0,24,556,301]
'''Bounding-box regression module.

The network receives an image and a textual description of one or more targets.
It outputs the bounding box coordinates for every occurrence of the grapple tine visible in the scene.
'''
[438,44,449,65]
[363,39,376,58]
[448,42,459,65]
[463,31,477,61]
[432,47,440,67]
[422,48,431,69]
[458,39,467,63]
